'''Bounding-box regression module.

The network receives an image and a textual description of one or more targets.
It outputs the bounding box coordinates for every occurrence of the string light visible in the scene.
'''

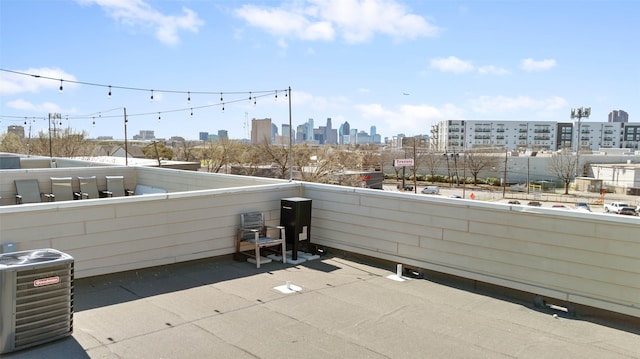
[1,68,286,100]
[0,69,291,129]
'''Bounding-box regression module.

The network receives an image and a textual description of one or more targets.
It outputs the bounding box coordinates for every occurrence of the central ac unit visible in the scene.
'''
[0,248,74,354]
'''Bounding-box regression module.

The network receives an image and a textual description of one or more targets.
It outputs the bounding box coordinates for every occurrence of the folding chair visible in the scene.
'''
[78,176,111,199]
[50,177,80,201]
[105,176,133,197]
[236,212,286,268]
[14,179,54,204]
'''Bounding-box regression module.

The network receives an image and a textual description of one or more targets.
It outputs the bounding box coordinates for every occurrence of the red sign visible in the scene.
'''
[34,277,60,287]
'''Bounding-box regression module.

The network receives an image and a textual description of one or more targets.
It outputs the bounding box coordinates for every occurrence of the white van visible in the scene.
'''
[421,186,440,194]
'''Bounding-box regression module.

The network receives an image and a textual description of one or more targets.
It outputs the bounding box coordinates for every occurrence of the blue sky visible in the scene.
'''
[1,0,638,141]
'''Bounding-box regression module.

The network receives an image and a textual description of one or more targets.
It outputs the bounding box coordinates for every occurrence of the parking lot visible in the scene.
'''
[384,182,640,215]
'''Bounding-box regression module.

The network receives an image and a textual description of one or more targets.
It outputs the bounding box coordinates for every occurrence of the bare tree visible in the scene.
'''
[547,151,577,194]
[142,142,174,160]
[199,139,237,173]
[9,128,94,158]
[465,150,501,184]
[260,139,289,179]
[0,132,26,153]
[56,128,93,157]
[294,144,334,183]
[174,140,197,161]
[420,151,443,184]
[358,144,382,171]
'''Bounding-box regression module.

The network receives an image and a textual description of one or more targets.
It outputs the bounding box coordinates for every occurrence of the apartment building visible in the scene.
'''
[431,120,639,152]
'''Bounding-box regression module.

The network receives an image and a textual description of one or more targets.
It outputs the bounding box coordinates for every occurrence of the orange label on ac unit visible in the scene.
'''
[33,277,60,287]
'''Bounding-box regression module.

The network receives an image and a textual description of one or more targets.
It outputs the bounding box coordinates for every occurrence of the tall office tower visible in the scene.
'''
[296,124,307,143]
[251,118,272,144]
[271,123,278,142]
[341,121,350,136]
[282,124,291,138]
[608,110,629,123]
[217,130,228,140]
[370,126,377,143]
[199,132,209,141]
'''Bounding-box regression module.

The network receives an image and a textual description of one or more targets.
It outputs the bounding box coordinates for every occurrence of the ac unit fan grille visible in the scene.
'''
[14,263,74,349]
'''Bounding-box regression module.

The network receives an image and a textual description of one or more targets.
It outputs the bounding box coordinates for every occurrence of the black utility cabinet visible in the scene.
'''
[280,197,312,260]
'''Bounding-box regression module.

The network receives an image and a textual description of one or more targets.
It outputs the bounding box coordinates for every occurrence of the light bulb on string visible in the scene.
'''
[253,98,257,107]
[150,90,154,102]
[92,117,95,127]
[108,85,112,98]
[187,92,191,103]
[158,112,161,122]
[222,103,225,112]
[220,93,223,102]
[190,108,193,117]
[249,92,252,101]
[59,80,64,93]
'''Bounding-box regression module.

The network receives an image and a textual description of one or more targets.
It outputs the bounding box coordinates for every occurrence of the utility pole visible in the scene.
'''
[48,112,61,159]
[124,108,129,166]
[502,149,508,197]
[570,107,590,179]
[288,87,293,181]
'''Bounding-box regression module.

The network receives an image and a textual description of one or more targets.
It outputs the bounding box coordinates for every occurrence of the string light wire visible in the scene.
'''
[0,68,289,125]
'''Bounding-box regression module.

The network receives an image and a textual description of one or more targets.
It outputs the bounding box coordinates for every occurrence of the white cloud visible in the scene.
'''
[356,102,462,135]
[75,0,204,45]
[430,56,475,74]
[469,95,568,114]
[477,65,509,75]
[6,99,62,113]
[0,68,78,95]
[235,0,440,44]
[520,58,556,72]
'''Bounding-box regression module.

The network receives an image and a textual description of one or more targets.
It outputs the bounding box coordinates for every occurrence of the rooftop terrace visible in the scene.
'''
[4,254,640,358]
[1,156,639,356]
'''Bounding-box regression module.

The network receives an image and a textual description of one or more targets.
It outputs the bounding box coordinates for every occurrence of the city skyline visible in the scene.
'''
[1,1,638,141]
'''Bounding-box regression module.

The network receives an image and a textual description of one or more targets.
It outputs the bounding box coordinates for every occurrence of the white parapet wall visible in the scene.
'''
[0,183,300,278]
[301,182,640,318]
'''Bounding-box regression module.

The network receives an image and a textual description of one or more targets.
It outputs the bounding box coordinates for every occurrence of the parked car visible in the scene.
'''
[575,202,591,212]
[507,200,521,205]
[551,204,569,209]
[449,195,462,199]
[397,184,414,191]
[527,201,542,207]
[604,202,630,213]
[618,207,639,216]
[421,186,440,194]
